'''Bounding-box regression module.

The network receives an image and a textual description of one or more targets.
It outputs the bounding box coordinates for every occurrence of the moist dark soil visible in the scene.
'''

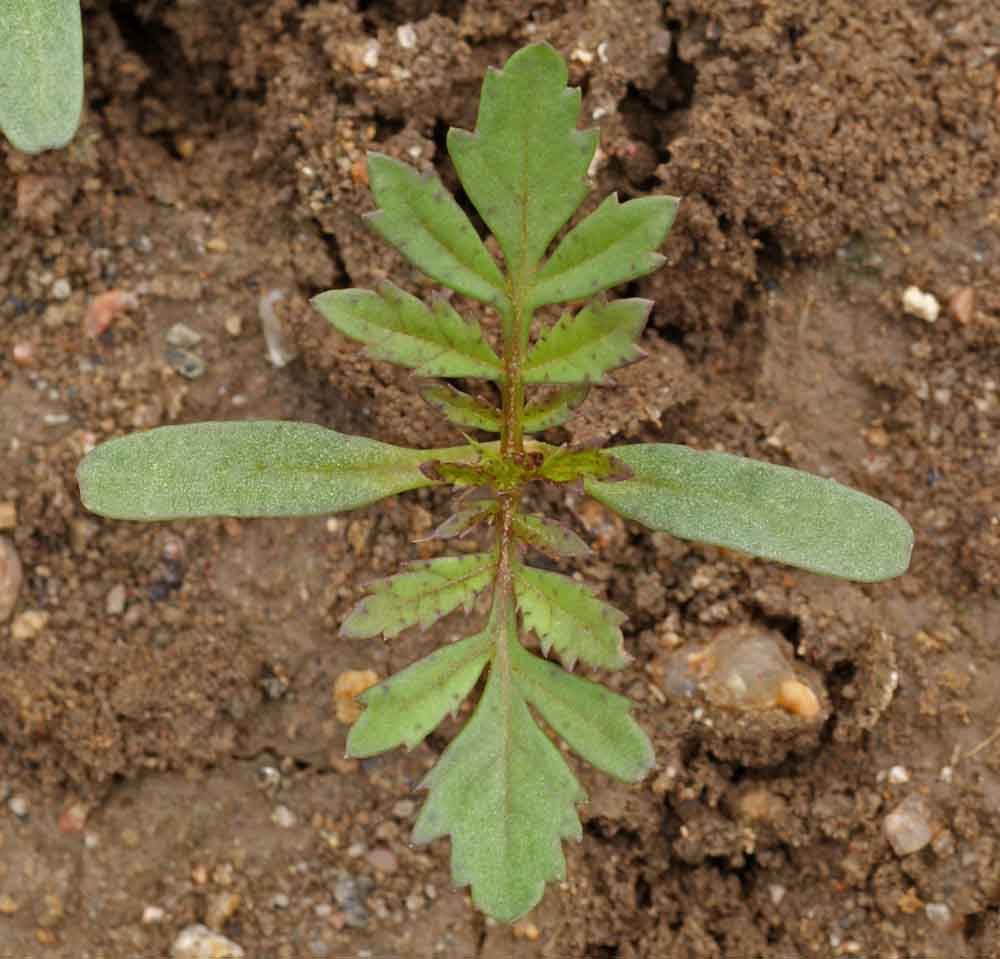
[1,1,999,957]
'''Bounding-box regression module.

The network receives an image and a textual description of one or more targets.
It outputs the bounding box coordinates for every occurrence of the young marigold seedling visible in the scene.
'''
[0,0,83,153]
[77,43,913,921]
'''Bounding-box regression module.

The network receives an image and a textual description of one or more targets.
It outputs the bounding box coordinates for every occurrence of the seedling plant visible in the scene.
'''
[78,44,913,921]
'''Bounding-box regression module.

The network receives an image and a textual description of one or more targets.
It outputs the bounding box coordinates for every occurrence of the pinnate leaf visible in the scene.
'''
[418,382,502,433]
[511,643,653,782]
[413,659,584,922]
[341,553,495,639]
[366,153,508,307]
[524,299,650,384]
[312,283,502,379]
[512,514,590,558]
[513,565,628,669]
[347,630,492,756]
[77,421,445,521]
[0,0,83,153]
[586,444,914,582]
[528,194,679,309]
[522,385,590,433]
[448,43,597,285]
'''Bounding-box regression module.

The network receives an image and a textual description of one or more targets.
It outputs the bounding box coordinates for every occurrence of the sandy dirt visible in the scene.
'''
[1,0,999,956]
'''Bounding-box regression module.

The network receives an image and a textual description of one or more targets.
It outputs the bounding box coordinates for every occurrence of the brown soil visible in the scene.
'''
[1,1,999,956]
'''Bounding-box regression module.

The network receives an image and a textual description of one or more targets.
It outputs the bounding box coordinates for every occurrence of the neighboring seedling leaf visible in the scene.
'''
[367,153,509,307]
[312,283,502,379]
[424,501,497,541]
[586,444,915,582]
[538,447,632,484]
[528,194,679,309]
[76,422,466,521]
[524,299,650,384]
[448,43,597,288]
[413,655,585,922]
[0,0,83,153]
[419,383,502,433]
[512,514,590,558]
[523,385,590,432]
[348,630,492,755]
[511,642,653,782]
[513,565,628,669]
[341,553,495,639]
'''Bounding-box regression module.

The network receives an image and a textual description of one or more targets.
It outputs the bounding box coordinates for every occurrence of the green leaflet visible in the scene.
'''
[511,514,590,558]
[366,153,509,308]
[413,654,585,922]
[522,385,590,433]
[528,194,679,310]
[426,501,497,541]
[76,422,473,521]
[0,0,83,153]
[347,630,492,755]
[340,553,495,639]
[513,565,628,670]
[586,444,914,582]
[524,300,650,384]
[448,43,597,289]
[312,283,502,379]
[538,447,632,484]
[418,383,502,433]
[511,642,653,783]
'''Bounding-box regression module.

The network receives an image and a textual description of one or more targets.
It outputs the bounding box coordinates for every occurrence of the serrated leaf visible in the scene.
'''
[512,514,590,558]
[511,643,653,782]
[524,299,650,384]
[0,0,83,153]
[76,422,460,521]
[585,444,915,582]
[538,447,632,484]
[448,43,597,287]
[419,383,502,433]
[312,283,502,379]
[366,153,509,307]
[341,553,495,639]
[528,194,679,309]
[523,385,590,433]
[347,630,492,756]
[413,656,585,922]
[513,565,628,670]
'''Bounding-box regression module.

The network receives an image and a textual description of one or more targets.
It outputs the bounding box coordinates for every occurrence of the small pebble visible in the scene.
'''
[334,670,379,724]
[166,322,203,348]
[106,584,127,616]
[397,23,417,49]
[0,536,23,622]
[51,278,72,301]
[58,801,90,833]
[901,286,940,323]
[84,289,138,338]
[270,893,290,910]
[925,902,951,926]
[258,289,297,368]
[405,893,425,913]
[884,794,934,856]
[8,795,28,818]
[366,847,398,874]
[12,342,34,366]
[271,805,296,829]
[334,876,370,928]
[0,894,18,914]
[0,502,16,530]
[171,924,245,959]
[205,892,241,929]
[769,883,786,906]
[166,347,206,379]
[947,286,974,324]
[142,905,166,924]
[224,314,242,337]
[392,799,416,819]
[887,765,910,784]
[11,609,48,640]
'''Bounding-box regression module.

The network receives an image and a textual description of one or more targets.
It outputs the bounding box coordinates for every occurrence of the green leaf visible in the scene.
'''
[347,630,492,755]
[513,565,628,670]
[528,194,679,309]
[366,153,509,307]
[523,385,590,433]
[524,299,650,384]
[312,283,502,379]
[511,643,653,782]
[585,444,915,582]
[341,553,495,639]
[413,657,584,922]
[0,0,83,153]
[538,447,632,484]
[425,501,497,541]
[76,422,468,521]
[418,382,502,433]
[512,514,590,558]
[448,43,597,286]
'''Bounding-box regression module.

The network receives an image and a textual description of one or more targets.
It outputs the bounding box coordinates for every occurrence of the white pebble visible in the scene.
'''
[142,905,166,923]
[396,24,417,49]
[768,883,786,905]
[258,289,296,368]
[902,286,940,323]
[271,805,296,829]
[362,39,380,69]
[0,536,23,623]
[171,924,245,959]
[8,795,28,818]
[166,322,203,348]
[52,278,72,301]
[887,765,910,784]
[106,584,127,616]
[884,794,933,856]
[925,902,951,926]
